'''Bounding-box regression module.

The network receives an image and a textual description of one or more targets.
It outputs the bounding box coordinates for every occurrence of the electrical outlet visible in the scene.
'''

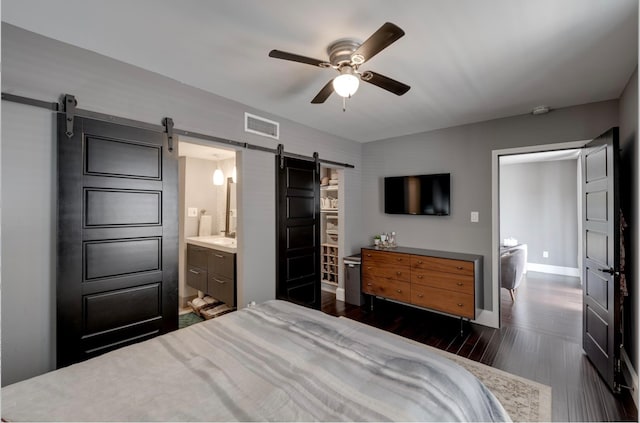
[543,251,549,258]
[470,211,479,223]
[187,207,198,217]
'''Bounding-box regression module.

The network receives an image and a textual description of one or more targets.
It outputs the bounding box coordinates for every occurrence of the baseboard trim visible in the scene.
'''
[621,348,638,407]
[335,287,345,302]
[527,262,580,277]
[474,309,499,329]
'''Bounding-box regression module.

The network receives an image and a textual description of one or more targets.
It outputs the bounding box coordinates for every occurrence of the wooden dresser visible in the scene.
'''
[361,246,483,320]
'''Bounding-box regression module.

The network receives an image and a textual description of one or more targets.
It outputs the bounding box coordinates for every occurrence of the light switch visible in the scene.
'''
[543,251,549,258]
[187,207,198,217]
[470,211,479,222]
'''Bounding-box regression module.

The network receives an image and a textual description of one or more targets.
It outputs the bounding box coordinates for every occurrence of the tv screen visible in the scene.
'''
[384,173,450,216]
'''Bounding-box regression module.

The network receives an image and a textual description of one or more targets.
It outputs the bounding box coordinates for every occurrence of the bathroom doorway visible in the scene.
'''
[178,138,237,317]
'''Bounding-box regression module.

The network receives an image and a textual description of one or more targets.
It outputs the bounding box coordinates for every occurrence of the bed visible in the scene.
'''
[2,300,510,421]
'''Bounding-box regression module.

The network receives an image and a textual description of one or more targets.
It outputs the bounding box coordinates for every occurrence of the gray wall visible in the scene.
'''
[362,100,619,312]
[500,160,579,268]
[619,66,638,373]
[1,103,57,385]
[0,24,363,385]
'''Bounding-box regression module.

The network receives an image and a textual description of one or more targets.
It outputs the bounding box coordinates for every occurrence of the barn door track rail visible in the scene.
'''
[2,92,355,169]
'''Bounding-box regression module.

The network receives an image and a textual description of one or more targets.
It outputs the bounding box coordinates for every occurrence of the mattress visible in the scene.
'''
[2,300,510,421]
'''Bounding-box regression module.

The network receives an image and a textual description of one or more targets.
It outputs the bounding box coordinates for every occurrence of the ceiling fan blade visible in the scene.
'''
[351,22,405,63]
[311,80,334,103]
[268,50,329,67]
[362,71,410,96]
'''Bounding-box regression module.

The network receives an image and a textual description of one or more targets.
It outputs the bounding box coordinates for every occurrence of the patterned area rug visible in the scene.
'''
[341,318,551,422]
[433,347,551,422]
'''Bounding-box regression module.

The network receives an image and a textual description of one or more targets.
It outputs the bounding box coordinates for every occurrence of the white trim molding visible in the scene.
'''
[526,263,581,277]
[335,287,345,302]
[621,348,638,407]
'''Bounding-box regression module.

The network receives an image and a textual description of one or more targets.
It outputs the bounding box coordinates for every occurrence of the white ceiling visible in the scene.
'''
[179,138,236,160]
[2,0,638,143]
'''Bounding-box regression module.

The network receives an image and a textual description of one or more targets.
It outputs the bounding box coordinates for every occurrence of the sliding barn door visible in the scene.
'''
[57,115,178,368]
[582,127,621,392]
[276,155,321,309]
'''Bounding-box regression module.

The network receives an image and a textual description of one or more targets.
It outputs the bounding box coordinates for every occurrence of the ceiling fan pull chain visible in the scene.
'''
[342,96,346,112]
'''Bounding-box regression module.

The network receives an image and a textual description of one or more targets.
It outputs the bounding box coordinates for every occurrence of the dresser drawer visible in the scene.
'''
[411,271,474,295]
[207,250,235,279]
[208,274,235,307]
[411,255,474,276]
[187,244,209,269]
[411,285,474,319]
[362,264,410,282]
[186,265,207,292]
[362,250,410,267]
[362,276,411,303]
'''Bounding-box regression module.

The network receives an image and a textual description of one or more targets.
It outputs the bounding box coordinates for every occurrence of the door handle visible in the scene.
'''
[598,267,620,276]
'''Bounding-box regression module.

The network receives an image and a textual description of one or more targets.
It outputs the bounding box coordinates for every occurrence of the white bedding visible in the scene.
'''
[2,300,510,421]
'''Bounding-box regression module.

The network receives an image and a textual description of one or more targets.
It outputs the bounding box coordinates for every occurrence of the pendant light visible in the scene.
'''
[212,154,224,186]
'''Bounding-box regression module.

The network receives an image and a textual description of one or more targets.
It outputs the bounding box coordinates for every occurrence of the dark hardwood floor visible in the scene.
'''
[322,271,637,422]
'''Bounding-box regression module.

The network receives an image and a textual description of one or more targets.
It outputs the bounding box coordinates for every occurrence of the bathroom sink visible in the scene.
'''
[207,237,236,247]
[185,236,237,253]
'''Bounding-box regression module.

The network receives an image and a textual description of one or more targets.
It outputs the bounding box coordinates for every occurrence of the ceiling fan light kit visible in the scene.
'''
[268,22,411,110]
[333,66,360,97]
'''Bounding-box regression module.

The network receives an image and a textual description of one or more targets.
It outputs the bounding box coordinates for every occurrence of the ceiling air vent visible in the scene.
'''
[244,112,279,140]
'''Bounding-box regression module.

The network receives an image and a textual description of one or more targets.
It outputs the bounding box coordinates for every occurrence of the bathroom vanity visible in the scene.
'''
[186,236,237,307]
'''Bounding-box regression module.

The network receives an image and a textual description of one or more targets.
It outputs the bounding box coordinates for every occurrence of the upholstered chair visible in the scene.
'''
[500,248,526,301]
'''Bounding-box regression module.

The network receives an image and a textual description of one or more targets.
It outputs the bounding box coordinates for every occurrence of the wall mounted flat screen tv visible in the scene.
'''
[384,173,450,216]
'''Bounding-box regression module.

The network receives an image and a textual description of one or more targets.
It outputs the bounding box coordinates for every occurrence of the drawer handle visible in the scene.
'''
[417,260,423,264]
[213,277,226,284]
[396,289,402,293]
[397,258,403,261]
[417,294,424,298]
[456,282,464,286]
[417,275,423,279]
[367,254,372,257]
[367,283,372,287]
[189,269,200,275]
[457,303,463,307]
[456,266,464,270]
[367,266,372,270]
[396,271,402,276]
[215,254,225,259]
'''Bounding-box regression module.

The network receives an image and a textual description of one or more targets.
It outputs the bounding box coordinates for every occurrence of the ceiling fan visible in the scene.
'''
[269,22,410,110]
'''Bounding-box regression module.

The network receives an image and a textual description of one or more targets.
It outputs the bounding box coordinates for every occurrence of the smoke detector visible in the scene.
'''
[531,105,551,115]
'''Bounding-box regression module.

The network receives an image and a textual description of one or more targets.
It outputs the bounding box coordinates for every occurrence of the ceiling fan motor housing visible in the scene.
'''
[327,38,361,67]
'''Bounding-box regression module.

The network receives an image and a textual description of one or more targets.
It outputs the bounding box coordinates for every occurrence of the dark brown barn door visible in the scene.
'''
[582,127,621,392]
[57,115,178,368]
[276,155,321,309]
